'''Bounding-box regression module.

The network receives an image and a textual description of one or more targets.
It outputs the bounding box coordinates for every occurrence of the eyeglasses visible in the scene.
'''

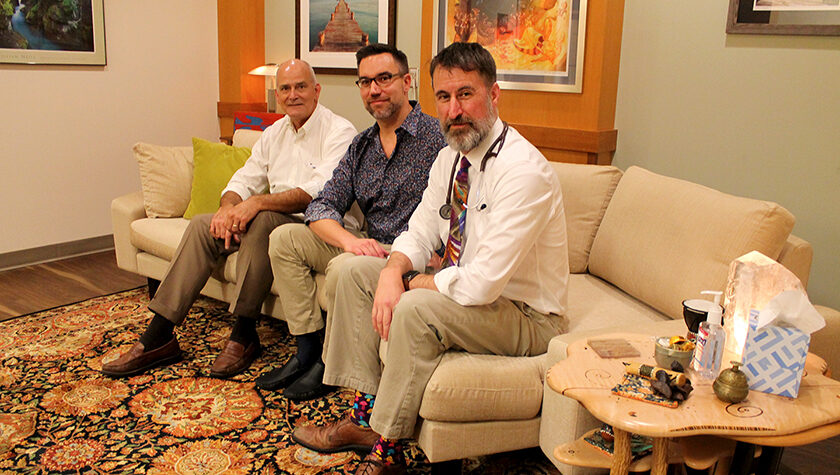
[355,71,404,89]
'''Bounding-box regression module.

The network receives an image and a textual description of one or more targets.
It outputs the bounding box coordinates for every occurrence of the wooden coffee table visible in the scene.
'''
[546,333,840,475]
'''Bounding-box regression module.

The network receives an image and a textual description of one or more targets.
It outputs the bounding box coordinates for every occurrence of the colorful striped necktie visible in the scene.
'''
[442,155,470,268]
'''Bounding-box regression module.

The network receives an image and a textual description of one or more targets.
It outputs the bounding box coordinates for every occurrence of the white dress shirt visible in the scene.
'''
[391,118,570,316]
[222,103,357,207]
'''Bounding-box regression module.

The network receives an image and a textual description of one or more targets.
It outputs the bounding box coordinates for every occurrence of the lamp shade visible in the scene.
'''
[248,64,280,112]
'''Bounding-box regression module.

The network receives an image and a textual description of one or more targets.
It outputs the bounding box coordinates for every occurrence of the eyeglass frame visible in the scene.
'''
[355,71,407,89]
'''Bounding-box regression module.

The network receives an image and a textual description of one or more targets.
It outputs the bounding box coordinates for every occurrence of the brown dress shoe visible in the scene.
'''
[209,339,260,378]
[101,338,182,377]
[292,416,381,454]
[355,455,406,475]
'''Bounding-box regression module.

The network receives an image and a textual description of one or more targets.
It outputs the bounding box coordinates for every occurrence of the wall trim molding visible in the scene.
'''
[508,123,618,165]
[0,235,115,271]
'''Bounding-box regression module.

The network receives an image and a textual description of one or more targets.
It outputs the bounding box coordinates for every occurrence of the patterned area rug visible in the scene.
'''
[0,288,559,474]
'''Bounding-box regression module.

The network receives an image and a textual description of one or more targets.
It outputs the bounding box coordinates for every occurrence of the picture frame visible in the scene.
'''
[0,0,106,65]
[432,0,587,93]
[727,0,840,36]
[296,0,397,75]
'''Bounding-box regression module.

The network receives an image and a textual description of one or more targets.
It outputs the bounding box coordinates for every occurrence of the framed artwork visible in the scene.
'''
[296,0,397,75]
[433,0,587,93]
[727,0,840,35]
[0,0,106,65]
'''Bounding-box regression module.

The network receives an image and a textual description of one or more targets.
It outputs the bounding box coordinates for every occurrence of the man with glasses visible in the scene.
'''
[291,42,570,475]
[102,60,358,379]
[258,44,446,400]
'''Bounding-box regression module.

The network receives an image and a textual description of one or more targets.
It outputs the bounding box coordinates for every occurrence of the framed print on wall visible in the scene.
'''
[296,0,397,75]
[727,0,840,35]
[0,0,106,65]
[433,0,587,93]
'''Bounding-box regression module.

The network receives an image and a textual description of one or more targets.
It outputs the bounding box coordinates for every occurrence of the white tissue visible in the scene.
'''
[755,289,825,334]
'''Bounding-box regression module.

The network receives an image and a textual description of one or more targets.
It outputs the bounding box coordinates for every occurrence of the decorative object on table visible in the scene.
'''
[614,362,693,407]
[721,250,826,397]
[233,111,285,132]
[247,64,280,112]
[611,373,679,408]
[654,336,694,369]
[588,338,640,358]
[0,0,106,65]
[690,290,725,380]
[432,0,588,93]
[295,0,397,75]
[682,290,724,341]
[583,424,653,461]
[713,361,750,404]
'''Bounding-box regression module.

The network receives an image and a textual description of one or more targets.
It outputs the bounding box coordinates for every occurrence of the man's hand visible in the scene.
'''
[209,204,240,247]
[344,237,389,258]
[372,266,404,340]
[224,198,261,233]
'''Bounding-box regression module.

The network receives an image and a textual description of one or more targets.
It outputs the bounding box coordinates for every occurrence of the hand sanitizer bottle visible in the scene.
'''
[691,290,725,380]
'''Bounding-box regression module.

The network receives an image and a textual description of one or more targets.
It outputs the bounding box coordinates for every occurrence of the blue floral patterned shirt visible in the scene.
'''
[305,103,446,244]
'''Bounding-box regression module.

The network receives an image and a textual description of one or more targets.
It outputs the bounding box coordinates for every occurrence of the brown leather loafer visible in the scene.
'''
[355,455,406,475]
[292,416,381,454]
[209,339,260,378]
[101,338,182,377]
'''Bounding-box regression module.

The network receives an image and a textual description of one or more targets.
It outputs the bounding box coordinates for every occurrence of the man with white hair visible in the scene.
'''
[102,59,357,379]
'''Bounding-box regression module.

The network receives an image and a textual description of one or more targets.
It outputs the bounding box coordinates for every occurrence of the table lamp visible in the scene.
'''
[721,250,805,366]
[248,63,280,112]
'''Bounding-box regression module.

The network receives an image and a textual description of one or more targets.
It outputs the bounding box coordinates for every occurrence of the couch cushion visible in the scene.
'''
[589,166,796,320]
[183,138,251,219]
[550,163,622,273]
[133,143,193,218]
[419,352,547,422]
[232,129,263,148]
[566,274,670,334]
[130,218,189,261]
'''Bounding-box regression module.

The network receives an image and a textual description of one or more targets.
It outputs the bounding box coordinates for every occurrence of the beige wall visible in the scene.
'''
[613,0,840,308]
[0,1,219,254]
[266,0,423,131]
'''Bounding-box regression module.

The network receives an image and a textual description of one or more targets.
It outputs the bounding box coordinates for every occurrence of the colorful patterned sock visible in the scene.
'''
[370,437,404,465]
[350,391,375,428]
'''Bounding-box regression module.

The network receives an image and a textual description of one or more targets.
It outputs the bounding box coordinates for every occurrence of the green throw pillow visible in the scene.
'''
[182,137,251,219]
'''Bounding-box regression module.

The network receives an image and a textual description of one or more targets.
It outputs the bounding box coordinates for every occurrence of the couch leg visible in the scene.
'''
[147,278,160,299]
[430,459,462,475]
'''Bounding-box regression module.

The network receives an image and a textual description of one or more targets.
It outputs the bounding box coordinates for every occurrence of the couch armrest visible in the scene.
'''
[810,305,840,377]
[777,234,813,289]
[111,191,147,273]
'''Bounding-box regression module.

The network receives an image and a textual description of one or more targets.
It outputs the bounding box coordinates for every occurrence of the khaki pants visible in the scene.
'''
[322,255,566,440]
[268,223,389,336]
[149,211,301,325]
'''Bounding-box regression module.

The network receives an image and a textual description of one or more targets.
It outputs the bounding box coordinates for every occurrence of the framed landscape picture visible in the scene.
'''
[0,0,106,65]
[296,0,397,75]
[433,0,587,93]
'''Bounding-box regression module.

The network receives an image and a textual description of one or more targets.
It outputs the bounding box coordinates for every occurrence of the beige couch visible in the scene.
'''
[112,131,840,470]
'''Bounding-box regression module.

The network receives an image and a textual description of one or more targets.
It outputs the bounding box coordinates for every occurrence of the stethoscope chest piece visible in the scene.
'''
[439,203,453,220]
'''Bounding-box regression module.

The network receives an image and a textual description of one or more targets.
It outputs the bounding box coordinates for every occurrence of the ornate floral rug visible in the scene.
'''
[0,288,558,474]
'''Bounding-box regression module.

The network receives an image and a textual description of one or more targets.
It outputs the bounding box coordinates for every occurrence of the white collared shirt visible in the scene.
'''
[391,119,570,315]
[222,103,357,207]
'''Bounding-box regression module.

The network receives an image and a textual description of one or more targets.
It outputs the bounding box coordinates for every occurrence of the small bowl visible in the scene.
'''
[655,336,694,370]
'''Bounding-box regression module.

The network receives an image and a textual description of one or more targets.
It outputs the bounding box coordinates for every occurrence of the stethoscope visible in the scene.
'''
[439,122,509,220]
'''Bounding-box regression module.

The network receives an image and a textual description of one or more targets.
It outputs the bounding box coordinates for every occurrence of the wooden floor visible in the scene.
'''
[0,251,837,473]
[0,250,146,320]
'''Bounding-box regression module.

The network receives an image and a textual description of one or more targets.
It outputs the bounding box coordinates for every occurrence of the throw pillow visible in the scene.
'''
[182,137,251,219]
[133,143,194,218]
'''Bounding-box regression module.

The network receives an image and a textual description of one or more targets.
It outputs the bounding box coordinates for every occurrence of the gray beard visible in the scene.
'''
[443,113,495,153]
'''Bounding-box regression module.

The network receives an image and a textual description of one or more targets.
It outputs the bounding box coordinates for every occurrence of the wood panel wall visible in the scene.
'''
[217,0,267,141]
[419,0,625,164]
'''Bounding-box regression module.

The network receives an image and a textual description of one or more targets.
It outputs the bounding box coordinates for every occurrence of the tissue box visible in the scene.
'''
[742,310,809,398]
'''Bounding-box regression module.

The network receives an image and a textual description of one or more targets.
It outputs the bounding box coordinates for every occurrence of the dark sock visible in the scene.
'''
[294,331,322,367]
[139,313,175,351]
[351,391,375,428]
[229,316,259,345]
[370,437,404,465]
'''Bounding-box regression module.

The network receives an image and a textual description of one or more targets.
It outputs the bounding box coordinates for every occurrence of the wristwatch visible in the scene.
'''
[402,270,421,291]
